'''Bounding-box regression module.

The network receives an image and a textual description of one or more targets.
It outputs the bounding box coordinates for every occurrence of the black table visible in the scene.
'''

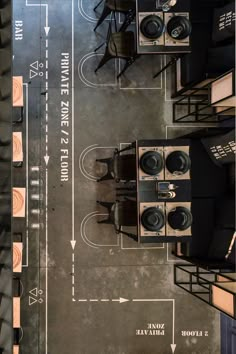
[134,139,192,243]
[136,0,191,55]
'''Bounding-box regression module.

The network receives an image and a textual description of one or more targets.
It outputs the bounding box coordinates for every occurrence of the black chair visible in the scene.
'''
[0,29,10,47]
[95,29,138,78]
[0,146,10,162]
[0,49,10,75]
[0,102,11,123]
[97,199,138,240]
[0,123,11,145]
[0,77,10,100]
[94,0,135,32]
[0,2,11,28]
[96,149,136,182]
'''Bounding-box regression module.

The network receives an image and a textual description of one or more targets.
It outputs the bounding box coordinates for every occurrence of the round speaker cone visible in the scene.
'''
[141,207,165,232]
[166,150,191,175]
[168,207,192,231]
[140,151,164,176]
[140,15,165,39]
[167,16,192,40]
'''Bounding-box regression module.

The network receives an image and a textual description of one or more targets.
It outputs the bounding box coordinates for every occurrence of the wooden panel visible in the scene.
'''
[217,274,236,282]
[216,107,235,116]
[13,345,19,354]
[13,297,21,328]
[13,132,23,162]
[213,96,236,108]
[13,76,24,107]
[13,242,23,273]
[211,72,233,104]
[212,283,236,317]
[13,187,26,218]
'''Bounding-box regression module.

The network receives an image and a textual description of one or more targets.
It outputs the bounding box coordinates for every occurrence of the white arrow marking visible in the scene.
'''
[29,296,38,306]
[30,60,39,70]
[132,299,176,352]
[44,155,50,165]
[77,298,129,303]
[70,240,76,249]
[25,1,50,36]
[44,26,50,36]
[30,69,38,79]
[112,297,129,304]
[29,288,38,297]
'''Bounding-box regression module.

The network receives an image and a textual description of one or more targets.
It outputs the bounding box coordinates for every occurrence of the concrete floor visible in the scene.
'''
[12,1,220,353]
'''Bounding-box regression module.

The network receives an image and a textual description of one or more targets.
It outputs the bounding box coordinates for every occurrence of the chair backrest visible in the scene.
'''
[114,200,137,227]
[114,154,136,181]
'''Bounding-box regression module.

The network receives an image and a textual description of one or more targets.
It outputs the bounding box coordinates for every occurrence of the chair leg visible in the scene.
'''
[94,6,112,31]
[119,10,135,32]
[97,219,113,225]
[94,41,106,53]
[97,172,113,182]
[96,158,111,163]
[117,58,135,79]
[93,0,104,11]
[94,50,113,73]
[96,201,113,211]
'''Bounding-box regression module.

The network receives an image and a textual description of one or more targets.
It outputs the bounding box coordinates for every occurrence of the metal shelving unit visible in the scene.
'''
[174,264,236,319]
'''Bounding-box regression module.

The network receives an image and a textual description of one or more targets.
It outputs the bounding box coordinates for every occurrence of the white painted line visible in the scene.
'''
[45,168,48,354]
[46,39,48,48]
[78,144,116,181]
[31,209,40,215]
[78,53,117,88]
[118,56,163,90]
[46,92,48,101]
[100,299,110,302]
[45,71,48,80]
[30,180,40,186]
[78,299,87,302]
[72,0,75,249]
[46,49,48,59]
[46,135,48,143]
[30,166,40,172]
[45,125,48,133]
[31,194,40,200]
[31,223,40,229]
[90,299,99,302]
[46,61,48,69]
[81,212,119,248]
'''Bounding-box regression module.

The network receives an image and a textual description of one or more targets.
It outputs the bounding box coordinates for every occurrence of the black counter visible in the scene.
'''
[136,0,192,54]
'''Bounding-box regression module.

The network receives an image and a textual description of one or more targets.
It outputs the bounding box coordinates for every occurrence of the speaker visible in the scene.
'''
[138,146,164,181]
[166,202,192,237]
[164,145,191,180]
